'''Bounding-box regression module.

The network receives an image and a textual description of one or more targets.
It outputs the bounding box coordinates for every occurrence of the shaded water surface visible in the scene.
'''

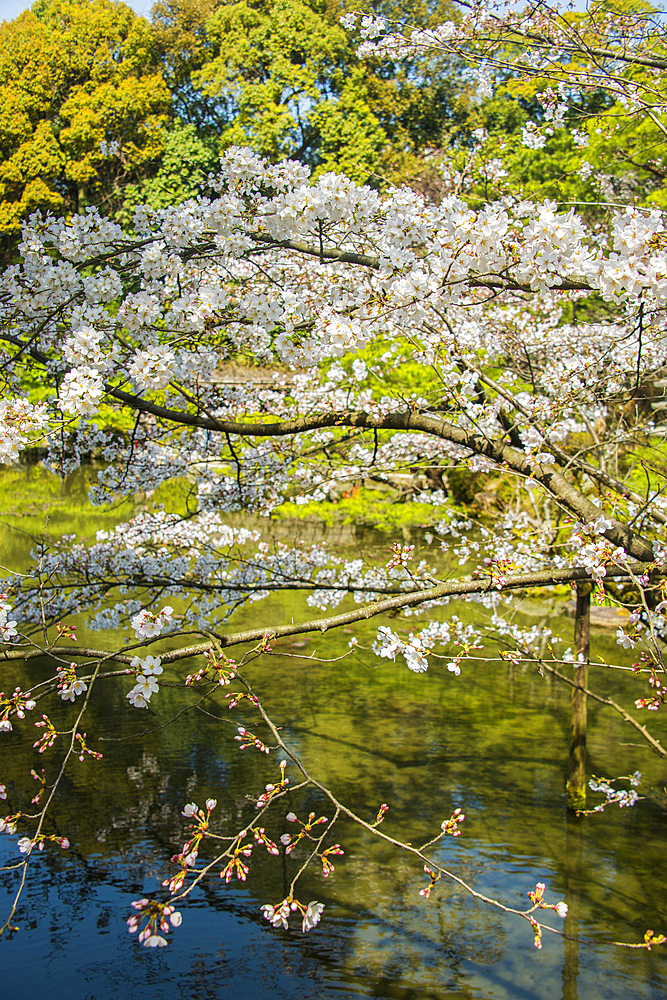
[0,464,666,999]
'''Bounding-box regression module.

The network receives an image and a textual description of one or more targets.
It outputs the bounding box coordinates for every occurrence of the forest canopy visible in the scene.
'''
[5,0,665,243]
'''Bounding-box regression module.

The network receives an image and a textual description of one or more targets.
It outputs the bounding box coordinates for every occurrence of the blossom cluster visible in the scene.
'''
[0,400,48,466]
[129,346,176,391]
[261,897,325,934]
[0,688,36,732]
[0,594,18,642]
[588,773,642,812]
[131,606,174,639]
[57,664,87,702]
[126,655,163,709]
[374,617,484,675]
[127,898,182,948]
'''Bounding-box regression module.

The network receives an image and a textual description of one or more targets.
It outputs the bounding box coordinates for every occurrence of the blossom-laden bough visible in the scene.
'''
[0,0,667,962]
[0,612,580,951]
[0,592,664,956]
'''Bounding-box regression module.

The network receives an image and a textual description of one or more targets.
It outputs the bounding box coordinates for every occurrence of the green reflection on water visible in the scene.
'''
[0,463,666,1000]
[0,462,135,571]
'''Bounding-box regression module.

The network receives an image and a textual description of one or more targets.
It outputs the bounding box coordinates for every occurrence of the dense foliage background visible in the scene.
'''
[2,0,665,253]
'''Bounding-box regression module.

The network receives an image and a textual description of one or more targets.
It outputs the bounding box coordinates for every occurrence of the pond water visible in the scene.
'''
[0,463,666,1000]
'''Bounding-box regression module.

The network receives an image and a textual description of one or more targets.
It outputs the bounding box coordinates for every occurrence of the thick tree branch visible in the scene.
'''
[246,233,592,291]
[108,395,656,562]
[1,561,651,664]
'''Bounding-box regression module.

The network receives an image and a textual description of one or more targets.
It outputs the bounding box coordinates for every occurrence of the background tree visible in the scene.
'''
[0,0,170,250]
[0,0,473,232]
[118,120,220,221]
[151,0,468,183]
[357,0,667,208]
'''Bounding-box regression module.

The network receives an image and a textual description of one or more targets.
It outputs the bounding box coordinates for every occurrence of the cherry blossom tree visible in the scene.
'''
[0,0,666,959]
[348,0,667,144]
[347,0,667,205]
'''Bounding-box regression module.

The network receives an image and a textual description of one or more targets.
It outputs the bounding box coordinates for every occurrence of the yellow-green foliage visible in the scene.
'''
[622,439,667,496]
[275,487,443,531]
[0,0,169,240]
[152,475,197,516]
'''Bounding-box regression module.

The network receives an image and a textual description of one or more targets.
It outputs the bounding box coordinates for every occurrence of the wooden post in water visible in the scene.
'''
[566,581,591,811]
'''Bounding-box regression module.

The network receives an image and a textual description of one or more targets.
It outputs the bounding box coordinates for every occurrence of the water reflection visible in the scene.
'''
[0,465,666,998]
[562,816,583,1000]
